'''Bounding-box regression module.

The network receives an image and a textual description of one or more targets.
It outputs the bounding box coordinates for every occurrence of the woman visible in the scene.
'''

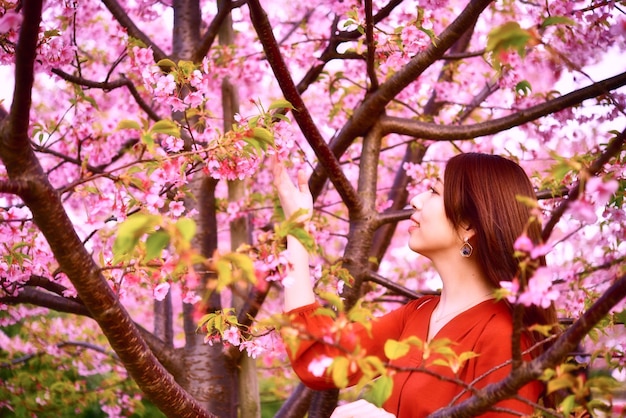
[273,153,557,417]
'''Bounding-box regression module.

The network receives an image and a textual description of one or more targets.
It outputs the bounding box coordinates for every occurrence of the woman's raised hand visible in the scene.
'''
[272,158,313,222]
[330,399,396,418]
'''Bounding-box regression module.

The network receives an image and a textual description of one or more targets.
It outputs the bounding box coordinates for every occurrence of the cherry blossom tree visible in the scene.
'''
[0,0,625,417]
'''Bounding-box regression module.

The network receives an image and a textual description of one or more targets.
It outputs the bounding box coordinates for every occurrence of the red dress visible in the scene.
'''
[284,295,543,417]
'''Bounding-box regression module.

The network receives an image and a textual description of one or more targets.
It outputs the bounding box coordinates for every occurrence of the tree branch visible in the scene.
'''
[542,128,626,241]
[365,270,424,299]
[192,0,245,63]
[293,0,403,96]
[275,382,314,418]
[327,0,495,161]
[246,0,364,217]
[6,0,42,144]
[0,340,119,368]
[100,0,168,62]
[363,0,379,91]
[50,69,162,121]
[0,178,31,196]
[379,72,626,140]
[0,284,185,377]
[1,286,90,316]
[432,273,626,418]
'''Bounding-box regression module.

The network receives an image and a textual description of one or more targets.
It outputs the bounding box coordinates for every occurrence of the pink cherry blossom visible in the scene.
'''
[514,234,534,253]
[153,282,170,301]
[168,200,185,217]
[568,199,598,224]
[0,11,22,33]
[240,339,266,359]
[223,326,241,347]
[586,176,619,205]
[517,267,560,309]
[499,279,520,304]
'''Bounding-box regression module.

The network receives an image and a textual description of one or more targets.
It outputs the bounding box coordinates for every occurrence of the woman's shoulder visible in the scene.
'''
[400,295,439,315]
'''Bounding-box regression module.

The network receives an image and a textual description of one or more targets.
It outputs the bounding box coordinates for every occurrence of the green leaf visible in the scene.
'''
[547,375,575,394]
[243,137,265,156]
[116,119,142,131]
[156,58,177,69]
[313,307,337,318]
[176,217,197,242]
[515,80,532,96]
[150,119,181,137]
[113,213,161,261]
[361,356,387,376]
[528,323,555,337]
[486,22,533,62]
[318,291,344,312]
[252,127,274,146]
[226,252,257,284]
[268,99,295,110]
[384,340,410,360]
[215,258,234,291]
[141,132,155,150]
[347,303,373,326]
[614,309,626,325]
[197,313,217,330]
[559,394,576,417]
[364,375,394,407]
[145,230,170,260]
[331,357,350,388]
[289,227,316,251]
[541,16,576,29]
[177,60,196,77]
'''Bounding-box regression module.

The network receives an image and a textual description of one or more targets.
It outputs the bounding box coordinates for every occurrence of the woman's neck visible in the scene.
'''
[433,258,493,309]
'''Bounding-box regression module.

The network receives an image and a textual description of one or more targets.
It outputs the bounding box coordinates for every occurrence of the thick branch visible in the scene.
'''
[51,69,162,121]
[365,271,424,299]
[295,0,403,94]
[246,0,364,216]
[100,0,168,62]
[327,0,495,160]
[363,0,379,91]
[1,287,90,315]
[0,178,31,195]
[275,383,313,418]
[192,0,245,63]
[379,71,626,139]
[7,0,42,142]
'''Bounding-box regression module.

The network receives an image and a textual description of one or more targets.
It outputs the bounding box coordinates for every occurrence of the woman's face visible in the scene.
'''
[408,180,463,258]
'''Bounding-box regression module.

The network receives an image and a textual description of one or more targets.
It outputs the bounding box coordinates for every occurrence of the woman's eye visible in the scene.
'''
[429,187,438,194]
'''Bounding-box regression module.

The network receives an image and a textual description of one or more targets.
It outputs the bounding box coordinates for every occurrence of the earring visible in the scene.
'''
[460,237,473,258]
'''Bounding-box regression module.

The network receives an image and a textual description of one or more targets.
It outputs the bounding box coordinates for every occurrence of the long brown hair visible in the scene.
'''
[443,153,557,351]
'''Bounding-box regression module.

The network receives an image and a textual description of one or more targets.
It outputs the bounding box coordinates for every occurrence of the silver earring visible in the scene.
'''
[460,237,473,257]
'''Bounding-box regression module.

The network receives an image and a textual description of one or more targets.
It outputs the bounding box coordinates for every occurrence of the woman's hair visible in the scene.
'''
[443,153,557,350]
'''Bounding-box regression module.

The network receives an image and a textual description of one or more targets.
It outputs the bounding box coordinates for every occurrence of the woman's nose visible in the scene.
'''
[410,194,423,211]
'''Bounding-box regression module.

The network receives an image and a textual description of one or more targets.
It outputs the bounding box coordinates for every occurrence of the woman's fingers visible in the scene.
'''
[296,169,309,193]
[330,399,395,418]
[270,158,313,221]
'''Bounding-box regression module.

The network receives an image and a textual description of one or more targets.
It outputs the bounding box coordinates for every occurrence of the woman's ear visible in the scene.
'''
[459,224,476,240]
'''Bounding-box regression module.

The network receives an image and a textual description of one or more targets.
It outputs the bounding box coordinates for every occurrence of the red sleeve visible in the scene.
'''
[469,326,544,416]
[281,301,411,390]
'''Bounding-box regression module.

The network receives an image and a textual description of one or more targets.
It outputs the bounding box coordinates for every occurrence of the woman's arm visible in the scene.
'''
[272,160,316,311]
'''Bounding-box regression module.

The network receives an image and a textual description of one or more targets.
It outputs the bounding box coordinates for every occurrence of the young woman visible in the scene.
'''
[273,152,557,417]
